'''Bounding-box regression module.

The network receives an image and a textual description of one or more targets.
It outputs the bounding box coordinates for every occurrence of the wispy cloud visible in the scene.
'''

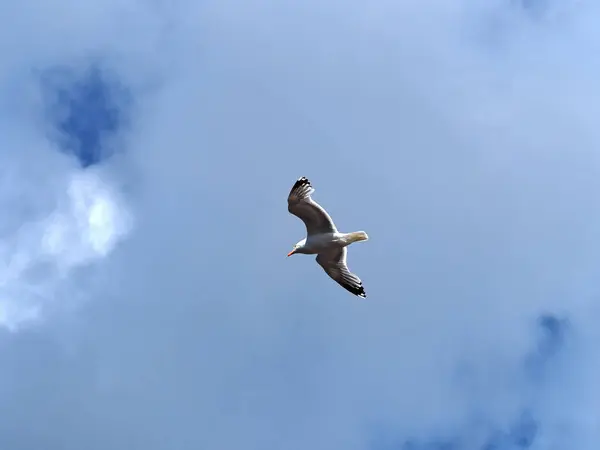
[0,167,131,330]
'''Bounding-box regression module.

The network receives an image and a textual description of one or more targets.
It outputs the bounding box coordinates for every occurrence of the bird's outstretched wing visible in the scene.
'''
[287,177,337,236]
[316,247,366,298]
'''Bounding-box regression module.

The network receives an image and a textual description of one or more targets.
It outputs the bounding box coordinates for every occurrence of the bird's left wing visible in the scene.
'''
[288,177,338,236]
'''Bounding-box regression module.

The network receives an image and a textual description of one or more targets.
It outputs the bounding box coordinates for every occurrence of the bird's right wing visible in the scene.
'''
[316,247,366,298]
[287,177,337,235]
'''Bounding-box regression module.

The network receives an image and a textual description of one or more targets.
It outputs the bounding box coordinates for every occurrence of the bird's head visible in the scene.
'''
[287,239,306,257]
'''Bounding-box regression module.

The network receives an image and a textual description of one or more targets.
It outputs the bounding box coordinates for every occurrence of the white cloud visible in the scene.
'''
[0,166,131,331]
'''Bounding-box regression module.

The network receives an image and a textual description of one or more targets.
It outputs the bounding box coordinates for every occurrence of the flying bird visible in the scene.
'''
[286,176,369,298]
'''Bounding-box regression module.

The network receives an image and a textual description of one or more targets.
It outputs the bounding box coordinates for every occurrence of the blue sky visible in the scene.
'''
[1,0,600,449]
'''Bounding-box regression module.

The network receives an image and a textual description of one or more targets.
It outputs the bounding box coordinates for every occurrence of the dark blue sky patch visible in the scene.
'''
[509,412,538,448]
[510,0,553,19]
[371,315,562,450]
[374,416,537,450]
[40,64,132,168]
[516,0,549,13]
[536,314,567,358]
[523,313,569,380]
[483,411,538,449]
[401,440,458,450]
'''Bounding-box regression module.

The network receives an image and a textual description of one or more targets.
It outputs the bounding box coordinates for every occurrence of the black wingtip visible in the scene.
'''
[349,284,367,298]
[289,177,314,199]
[293,176,311,188]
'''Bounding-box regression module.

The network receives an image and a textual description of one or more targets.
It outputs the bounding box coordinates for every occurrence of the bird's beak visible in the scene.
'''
[287,249,295,257]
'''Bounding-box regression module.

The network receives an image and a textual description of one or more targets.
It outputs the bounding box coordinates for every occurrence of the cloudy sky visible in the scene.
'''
[1,0,600,448]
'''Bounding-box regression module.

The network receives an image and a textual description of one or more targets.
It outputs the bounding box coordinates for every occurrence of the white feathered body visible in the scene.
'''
[295,231,369,255]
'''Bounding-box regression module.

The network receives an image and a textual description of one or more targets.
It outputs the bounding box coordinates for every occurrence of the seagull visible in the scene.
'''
[286,176,369,298]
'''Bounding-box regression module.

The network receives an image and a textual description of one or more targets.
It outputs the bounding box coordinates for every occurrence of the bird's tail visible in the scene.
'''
[347,231,369,243]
